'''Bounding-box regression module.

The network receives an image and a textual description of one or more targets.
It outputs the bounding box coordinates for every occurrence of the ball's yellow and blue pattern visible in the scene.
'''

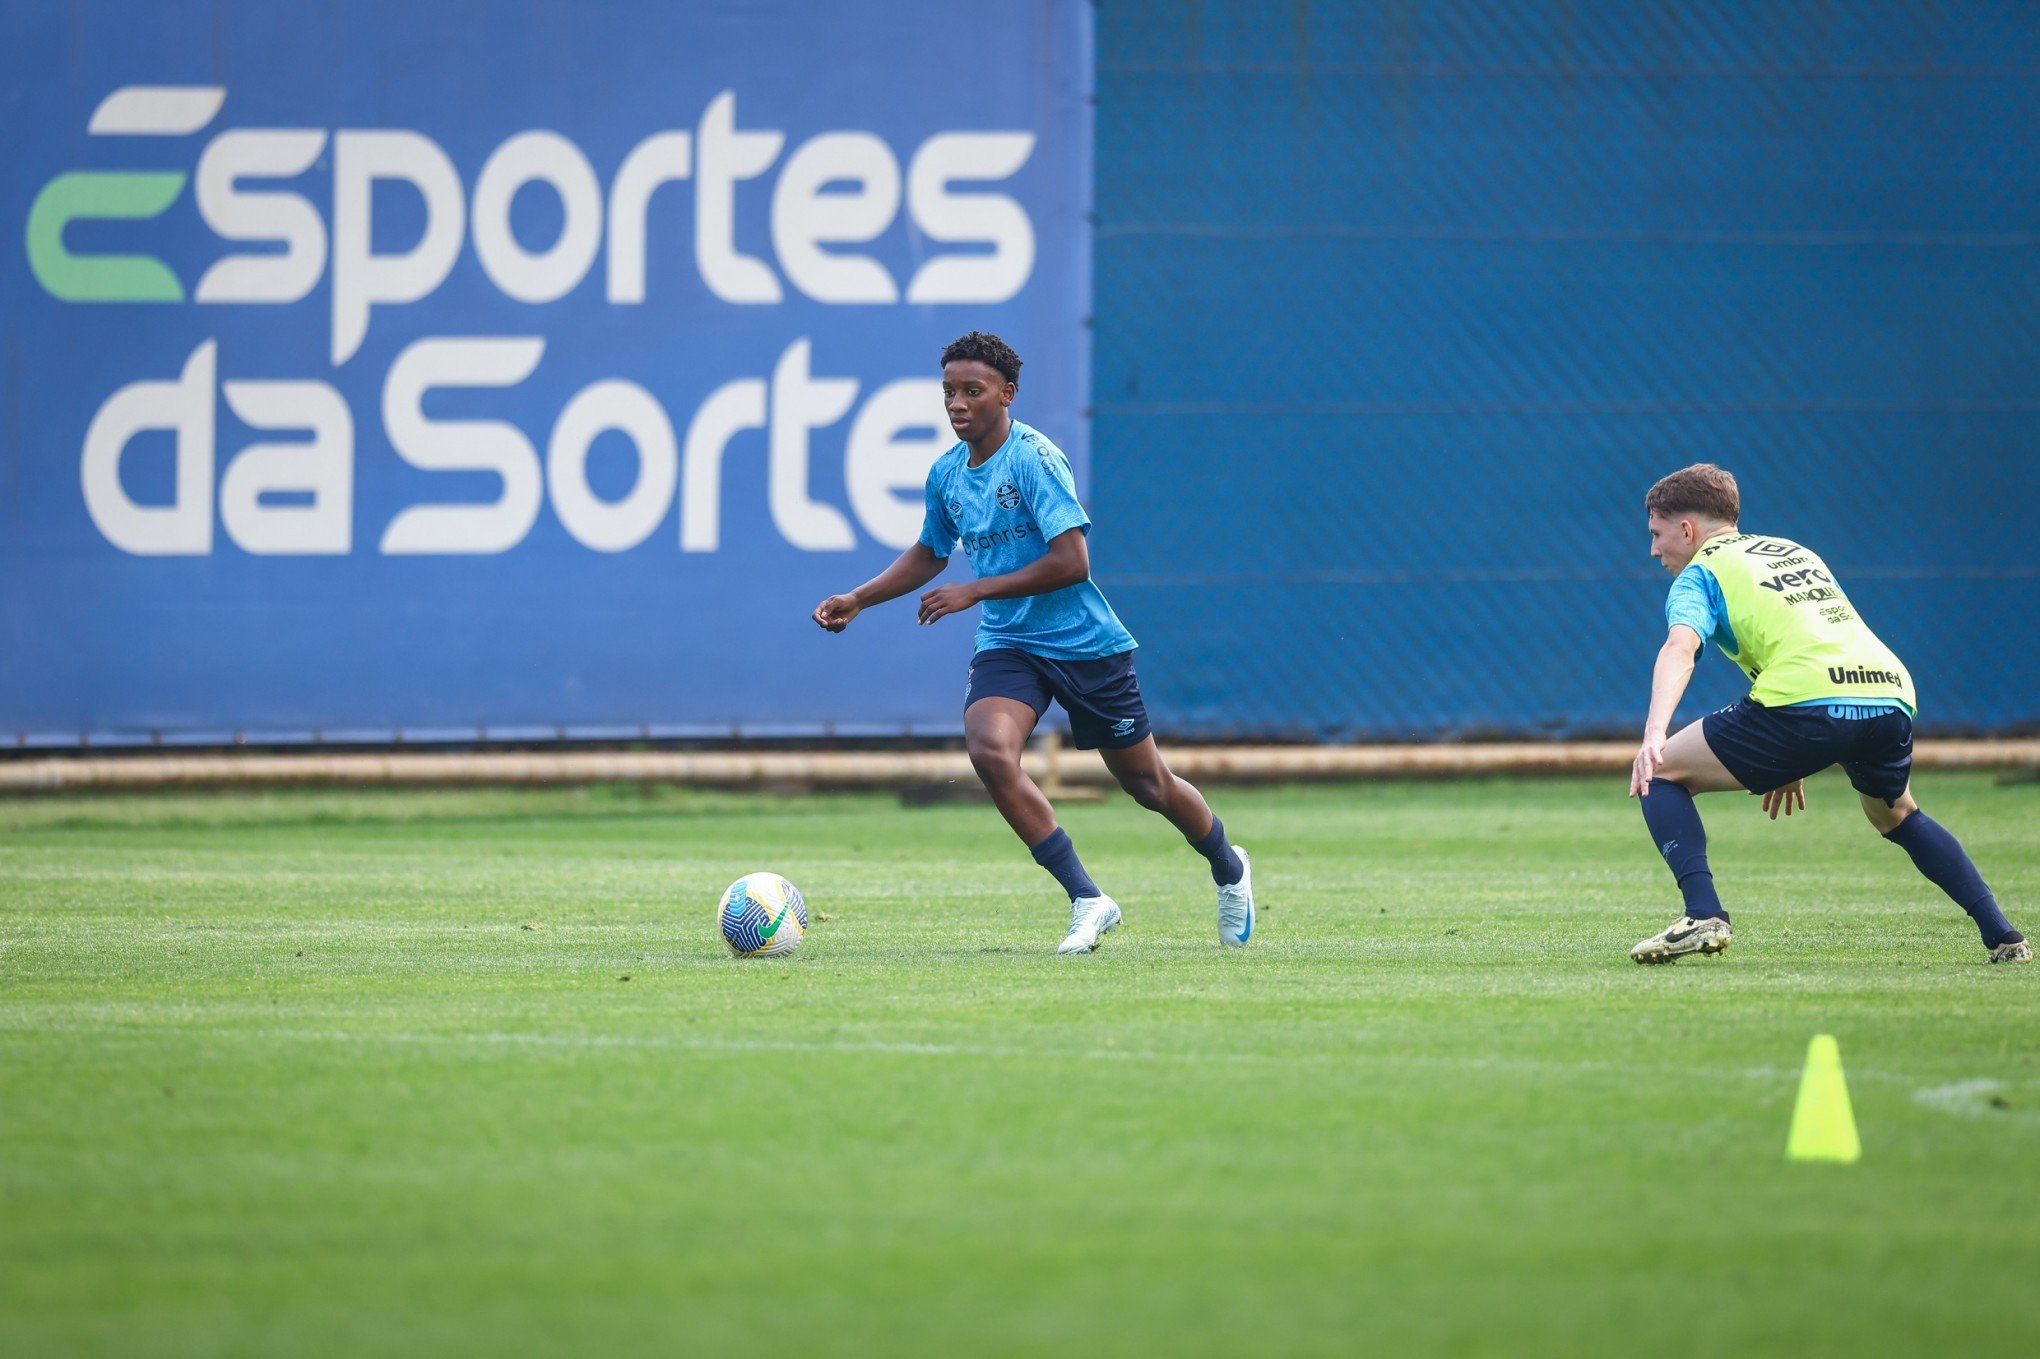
[718,872,808,958]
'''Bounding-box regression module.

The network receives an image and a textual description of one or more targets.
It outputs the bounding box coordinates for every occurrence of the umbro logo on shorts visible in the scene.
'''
[1111,718,1137,736]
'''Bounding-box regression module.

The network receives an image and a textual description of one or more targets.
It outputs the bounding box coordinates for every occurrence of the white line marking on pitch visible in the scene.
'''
[1910,1079,2040,1124]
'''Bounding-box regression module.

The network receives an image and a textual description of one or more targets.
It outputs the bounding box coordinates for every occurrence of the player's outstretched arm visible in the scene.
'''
[917,527,1089,625]
[813,543,949,633]
[1630,625,1704,797]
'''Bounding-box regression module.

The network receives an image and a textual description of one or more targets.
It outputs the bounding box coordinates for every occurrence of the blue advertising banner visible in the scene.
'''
[0,0,1093,744]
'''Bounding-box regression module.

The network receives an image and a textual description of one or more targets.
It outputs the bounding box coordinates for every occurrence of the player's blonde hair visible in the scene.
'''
[1646,464,1740,525]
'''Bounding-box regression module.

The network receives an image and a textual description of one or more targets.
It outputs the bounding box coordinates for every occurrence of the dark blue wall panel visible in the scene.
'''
[1094,1,2039,737]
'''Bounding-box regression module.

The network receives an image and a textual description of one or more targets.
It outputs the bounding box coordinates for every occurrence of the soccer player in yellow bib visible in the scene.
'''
[1627,464,2029,965]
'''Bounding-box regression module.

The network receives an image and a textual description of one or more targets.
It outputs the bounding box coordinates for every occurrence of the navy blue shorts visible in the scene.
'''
[965,648,1152,750]
[1701,698,1914,804]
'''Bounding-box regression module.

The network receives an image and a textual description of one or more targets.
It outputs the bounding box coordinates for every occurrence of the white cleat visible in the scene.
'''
[1987,935,2031,964]
[1057,895,1122,955]
[1630,914,1732,965]
[1217,846,1254,947]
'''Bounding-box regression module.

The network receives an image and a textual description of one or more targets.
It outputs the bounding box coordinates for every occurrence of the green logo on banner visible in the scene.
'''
[25,171,187,302]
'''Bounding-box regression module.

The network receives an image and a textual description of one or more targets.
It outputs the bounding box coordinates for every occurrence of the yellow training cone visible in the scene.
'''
[1786,1034,1861,1163]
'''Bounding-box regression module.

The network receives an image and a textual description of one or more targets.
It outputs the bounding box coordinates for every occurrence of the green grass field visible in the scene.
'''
[3,771,2037,1357]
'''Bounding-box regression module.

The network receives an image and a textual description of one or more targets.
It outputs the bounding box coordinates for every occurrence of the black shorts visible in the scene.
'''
[1700,698,1914,804]
[965,648,1151,750]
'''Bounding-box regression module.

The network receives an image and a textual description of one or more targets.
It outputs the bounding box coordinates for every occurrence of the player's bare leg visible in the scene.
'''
[967,697,1119,953]
[1857,784,1917,835]
[1647,720,1746,795]
[964,697,1055,844]
[1097,736,1212,838]
[1100,737,1254,945]
[1632,720,1743,963]
[1863,782,2030,962]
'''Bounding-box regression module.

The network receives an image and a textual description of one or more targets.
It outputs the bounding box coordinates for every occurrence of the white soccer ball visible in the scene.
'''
[717,871,808,958]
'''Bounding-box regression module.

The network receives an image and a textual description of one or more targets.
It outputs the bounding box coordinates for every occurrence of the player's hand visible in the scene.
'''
[1629,731,1667,798]
[1762,779,1806,820]
[812,593,861,633]
[917,582,981,625]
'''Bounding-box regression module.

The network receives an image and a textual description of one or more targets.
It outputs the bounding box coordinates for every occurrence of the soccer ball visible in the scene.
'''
[718,871,808,958]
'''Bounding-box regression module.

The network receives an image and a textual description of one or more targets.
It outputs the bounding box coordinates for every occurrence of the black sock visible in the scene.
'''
[1189,815,1245,886]
[1029,827,1101,901]
[1883,812,2018,947]
[1639,779,1727,921]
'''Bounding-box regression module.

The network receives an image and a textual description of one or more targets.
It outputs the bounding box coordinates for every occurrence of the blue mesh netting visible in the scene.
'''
[1091,1,2039,738]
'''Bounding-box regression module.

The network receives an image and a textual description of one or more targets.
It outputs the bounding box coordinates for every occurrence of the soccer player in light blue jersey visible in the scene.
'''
[812,332,1255,953]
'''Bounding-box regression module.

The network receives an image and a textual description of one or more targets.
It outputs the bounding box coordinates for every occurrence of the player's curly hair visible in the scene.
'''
[941,331,1022,385]
[1646,463,1740,524]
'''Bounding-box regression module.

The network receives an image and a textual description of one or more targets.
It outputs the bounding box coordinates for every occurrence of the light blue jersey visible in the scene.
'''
[1667,562,1905,719]
[1666,563,1738,653]
[917,420,1137,661]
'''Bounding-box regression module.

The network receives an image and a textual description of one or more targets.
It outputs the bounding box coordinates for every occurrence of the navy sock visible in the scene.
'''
[1029,827,1101,901]
[1883,812,2018,947]
[1189,815,1245,886]
[1639,778,1726,921]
